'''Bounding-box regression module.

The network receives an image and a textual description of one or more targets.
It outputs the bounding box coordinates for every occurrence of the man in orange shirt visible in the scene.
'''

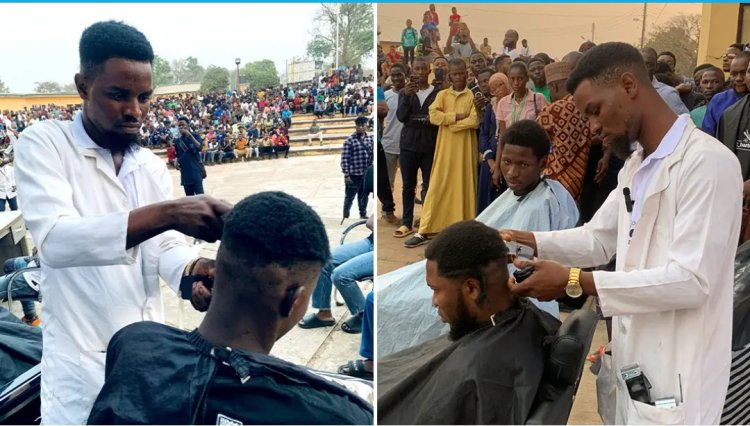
[234,129,250,161]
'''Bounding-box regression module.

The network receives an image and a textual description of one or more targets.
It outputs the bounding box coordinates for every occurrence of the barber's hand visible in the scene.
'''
[170,195,232,242]
[507,258,568,301]
[189,257,214,311]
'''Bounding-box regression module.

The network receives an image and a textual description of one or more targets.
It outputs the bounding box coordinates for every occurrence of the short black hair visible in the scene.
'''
[735,51,750,62]
[655,61,671,74]
[658,51,676,65]
[494,54,510,66]
[566,42,650,94]
[177,116,189,124]
[79,21,154,80]
[508,61,528,77]
[449,58,467,70]
[425,221,509,301]
[700,65,724,78]
[220,192,330,270]
[504,119,550,159]
[693,63,716,74]
[730,43,745,51]
[528,57,545,67]
[477,67,495,78]
[390,62,407,73]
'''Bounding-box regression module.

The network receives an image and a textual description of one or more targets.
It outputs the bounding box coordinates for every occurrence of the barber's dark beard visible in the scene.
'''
[448,293,480,341]
[105,131,141,153]
[610,133,634,160]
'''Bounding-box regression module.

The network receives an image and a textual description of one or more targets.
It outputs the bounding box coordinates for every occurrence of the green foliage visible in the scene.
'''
[171,56,205,84]
[0,79,9,93]
[153,55,175,87]
[306,3,373,68]
[645,14,701,77]
[241,60,280,89]
[201,66,231,93]
[33,81,63,93]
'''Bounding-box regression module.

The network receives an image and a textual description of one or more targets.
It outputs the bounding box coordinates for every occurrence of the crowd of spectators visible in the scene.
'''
[1,65,375,167]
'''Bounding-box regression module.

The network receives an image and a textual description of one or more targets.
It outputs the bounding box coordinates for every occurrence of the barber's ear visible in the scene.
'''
[74,74,89,101]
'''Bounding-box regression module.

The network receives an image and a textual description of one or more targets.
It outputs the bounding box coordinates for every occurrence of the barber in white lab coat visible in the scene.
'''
[503,42,741,424]
[14,22,231,424]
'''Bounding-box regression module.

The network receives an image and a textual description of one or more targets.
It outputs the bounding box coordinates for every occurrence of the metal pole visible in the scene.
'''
[591,22,595,43]
[640,3,647,48]
[335,3,340,70]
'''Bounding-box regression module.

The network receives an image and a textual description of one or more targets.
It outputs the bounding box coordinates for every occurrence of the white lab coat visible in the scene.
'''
[535,121,741,424]
[15,114,195,424]
[0,165,16,199]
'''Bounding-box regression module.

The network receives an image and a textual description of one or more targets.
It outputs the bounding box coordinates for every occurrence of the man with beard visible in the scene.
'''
[377,220,560,425]
[502,42,741,424]
[14,21,232,424]
[703,52,750,137]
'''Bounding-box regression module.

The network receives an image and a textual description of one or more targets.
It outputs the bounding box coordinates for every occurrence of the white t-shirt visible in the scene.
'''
[416,86,435,108]
[503,47,520,60]
[381,89,404,155]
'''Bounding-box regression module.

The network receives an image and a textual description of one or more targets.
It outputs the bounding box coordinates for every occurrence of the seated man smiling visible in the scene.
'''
[377,220,561,425]
[87,192,373,425]
[377,119,579,356]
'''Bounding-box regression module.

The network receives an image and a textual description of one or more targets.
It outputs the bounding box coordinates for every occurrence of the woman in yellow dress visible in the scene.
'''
[404,59,479,248]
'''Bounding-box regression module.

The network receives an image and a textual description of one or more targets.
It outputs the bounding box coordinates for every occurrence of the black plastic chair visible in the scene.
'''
[525,306,599,425]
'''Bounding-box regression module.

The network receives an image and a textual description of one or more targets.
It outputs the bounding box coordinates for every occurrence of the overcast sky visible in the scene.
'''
[1,3,329,93]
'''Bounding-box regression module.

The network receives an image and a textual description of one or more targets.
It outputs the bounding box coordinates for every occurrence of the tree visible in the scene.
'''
[62,83,77,93]
[0,79,8,93]
[307,3,373,68]
[241,60,280,89]
[171,56,205,84]
[644,14,701,77]
[33,81,63,93]
[153,55,174,87]
[201,66,230,93]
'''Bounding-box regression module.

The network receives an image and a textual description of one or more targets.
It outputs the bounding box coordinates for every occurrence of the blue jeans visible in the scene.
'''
[0,256,36,316]
[0,196,18,212]
[311,237,373,314]
[360,291,373,360]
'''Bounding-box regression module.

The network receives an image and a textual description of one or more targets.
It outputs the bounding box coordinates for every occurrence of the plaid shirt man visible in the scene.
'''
[341,132,373,177]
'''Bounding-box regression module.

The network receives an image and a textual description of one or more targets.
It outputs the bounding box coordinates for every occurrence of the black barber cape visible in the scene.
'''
[377,299,560,425]
[0,306,41,389]
[87,322,373,425]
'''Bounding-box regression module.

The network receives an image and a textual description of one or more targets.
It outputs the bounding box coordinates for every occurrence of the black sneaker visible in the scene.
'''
[404,233,429,248]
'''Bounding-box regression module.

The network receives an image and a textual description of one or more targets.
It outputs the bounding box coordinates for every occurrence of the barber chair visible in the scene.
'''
[525,305,599,425]
[0,364,41,424]
[333,219,372,307]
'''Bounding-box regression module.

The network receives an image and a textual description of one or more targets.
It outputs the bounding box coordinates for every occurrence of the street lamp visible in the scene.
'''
[235,58,241,91]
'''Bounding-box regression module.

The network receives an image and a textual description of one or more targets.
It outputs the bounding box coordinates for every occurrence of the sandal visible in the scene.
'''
[393,225,414,238]
[341,314,362,334]
[298,313,335,329]
[338,359,373,381]
[404,233,429,248]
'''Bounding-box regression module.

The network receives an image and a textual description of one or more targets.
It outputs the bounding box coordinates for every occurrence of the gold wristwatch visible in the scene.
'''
[565,267,583,298]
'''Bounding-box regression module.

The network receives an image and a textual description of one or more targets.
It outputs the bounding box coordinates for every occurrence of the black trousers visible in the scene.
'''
[377,143,395,214]
[344,174,368,218]
[403,46,415,67]
[400,148,433,228]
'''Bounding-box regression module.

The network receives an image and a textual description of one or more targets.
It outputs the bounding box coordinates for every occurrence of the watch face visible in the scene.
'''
[566,283,583,298]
